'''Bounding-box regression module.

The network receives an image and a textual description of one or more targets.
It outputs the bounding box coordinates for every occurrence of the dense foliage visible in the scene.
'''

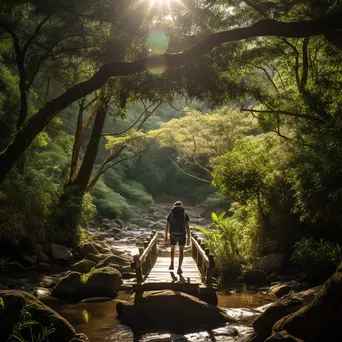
[0,0,341,283]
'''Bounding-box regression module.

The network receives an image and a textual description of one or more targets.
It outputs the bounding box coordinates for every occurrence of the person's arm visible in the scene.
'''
[165,222,170,244]
[186,222,190,246]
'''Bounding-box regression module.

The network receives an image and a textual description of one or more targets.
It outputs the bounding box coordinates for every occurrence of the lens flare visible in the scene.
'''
[146,55,166,75]
[147,29,169,55]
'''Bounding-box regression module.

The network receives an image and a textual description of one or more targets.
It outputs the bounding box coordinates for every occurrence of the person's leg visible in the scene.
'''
[169,244,175,270]
[177,234,186,274]
[177,245,184,274]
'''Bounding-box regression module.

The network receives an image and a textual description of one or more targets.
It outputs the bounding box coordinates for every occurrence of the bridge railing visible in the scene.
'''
[131,230,158,284]
[191,233,215,287]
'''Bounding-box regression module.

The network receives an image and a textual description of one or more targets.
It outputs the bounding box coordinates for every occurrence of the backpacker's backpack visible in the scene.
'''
[169,206,186,234]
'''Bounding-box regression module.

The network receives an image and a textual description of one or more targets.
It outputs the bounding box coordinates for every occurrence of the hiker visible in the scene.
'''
[164,201,190,274]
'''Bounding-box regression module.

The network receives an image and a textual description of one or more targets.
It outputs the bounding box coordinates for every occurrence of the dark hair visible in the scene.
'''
[173,200,183,207]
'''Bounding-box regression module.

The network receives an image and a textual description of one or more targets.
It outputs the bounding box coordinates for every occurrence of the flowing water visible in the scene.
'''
[42,289,273,342]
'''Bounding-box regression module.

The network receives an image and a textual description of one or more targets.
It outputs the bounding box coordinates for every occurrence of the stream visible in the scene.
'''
[2,205,276,341]
[40,287,273,341]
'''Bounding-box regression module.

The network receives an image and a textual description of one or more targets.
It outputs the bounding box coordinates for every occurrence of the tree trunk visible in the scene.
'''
[54,96,109,246]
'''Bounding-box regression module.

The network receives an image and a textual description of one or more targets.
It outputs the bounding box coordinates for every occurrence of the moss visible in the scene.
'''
[80,266,115,283]
[78,227,95,244]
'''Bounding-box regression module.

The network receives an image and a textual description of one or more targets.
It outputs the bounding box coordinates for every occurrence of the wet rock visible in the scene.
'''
[102,218,111,224]
[95,255,130,268]
[71,259,95,273]
[117,290,234,333]
[129,218,151,227]
[269,285,292,298]
[249,285,322,341]
[52,267,122,301]
[257,254,285,273]
[34,262,53,272]
[37,251,50,263]
[265,330,304,341]
[126,224,140,231]
[85,252,103,263]
[266,273,280,284]
[52,272,81,299]
[273,264,342,342]
[113,219,124,227]
[40,275,58,288]
[0,290,84,342]
[74,243,99,257]
[51,243,73,262]
[21,255,36,265]
[100,223,112,230]
[34,287,52,298]
[149,220,166,230]
[244,269,268,285]
[85,267,122,295]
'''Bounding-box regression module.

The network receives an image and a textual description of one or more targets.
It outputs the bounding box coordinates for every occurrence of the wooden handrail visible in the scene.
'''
[138,231,158,266]
[190,235,210,267]
[131,230,158,284]
[191,232,215,287]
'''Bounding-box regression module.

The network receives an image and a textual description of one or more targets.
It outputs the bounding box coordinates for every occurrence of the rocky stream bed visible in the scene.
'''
[1,204,340,341]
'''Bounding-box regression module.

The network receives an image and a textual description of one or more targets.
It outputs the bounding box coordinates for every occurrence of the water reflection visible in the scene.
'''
[42,290,273,342]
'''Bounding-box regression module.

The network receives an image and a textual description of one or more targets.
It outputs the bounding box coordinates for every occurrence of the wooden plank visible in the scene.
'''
[145,256,204,286]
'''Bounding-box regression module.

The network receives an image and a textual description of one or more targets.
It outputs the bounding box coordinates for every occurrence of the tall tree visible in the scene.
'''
[0,1,341,184]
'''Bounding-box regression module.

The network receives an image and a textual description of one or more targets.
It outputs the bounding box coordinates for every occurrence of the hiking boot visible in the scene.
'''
[177,267,183,275]
[169,264,174,270]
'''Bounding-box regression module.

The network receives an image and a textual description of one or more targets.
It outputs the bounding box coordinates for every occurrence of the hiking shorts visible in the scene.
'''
[170,233,186,246]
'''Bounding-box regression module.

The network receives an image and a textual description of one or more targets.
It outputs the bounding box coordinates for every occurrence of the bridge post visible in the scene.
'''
[133,254,143,284]
[206,254,215,287]
[143,239,150,272]
[192,234,198,261]
[151,230,157,262]
[197,238,203,275]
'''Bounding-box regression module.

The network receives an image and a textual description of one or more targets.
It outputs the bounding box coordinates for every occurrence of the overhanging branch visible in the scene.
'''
[169,157,211,183]
[1,11,341,183]
[240,107,325,123]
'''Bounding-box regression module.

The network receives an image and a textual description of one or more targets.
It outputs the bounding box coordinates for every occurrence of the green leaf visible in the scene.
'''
[211,212,219,223]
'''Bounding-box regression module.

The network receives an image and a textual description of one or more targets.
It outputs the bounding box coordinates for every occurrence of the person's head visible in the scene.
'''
[173,200,183,207]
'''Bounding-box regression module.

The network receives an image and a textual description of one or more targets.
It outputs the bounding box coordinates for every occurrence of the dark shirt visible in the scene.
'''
[167,212,190,223]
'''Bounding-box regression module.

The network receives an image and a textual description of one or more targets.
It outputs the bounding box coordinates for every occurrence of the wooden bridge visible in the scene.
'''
[131,230,218,305]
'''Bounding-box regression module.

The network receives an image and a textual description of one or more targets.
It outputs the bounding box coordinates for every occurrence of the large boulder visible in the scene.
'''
[51,243,73,262]
[52,267,122,301]
[85,267,123,296]
[51,272,82,300]
[247,285,322,341]
[117,290,234,333]
[257,254,285,273]
[0,290,86,342]
[273,264,342,342]
[244,269,268,285]
[71,259,95,273]
[269,285,292,299]
[95,255,130,268]
[74,243,99,258]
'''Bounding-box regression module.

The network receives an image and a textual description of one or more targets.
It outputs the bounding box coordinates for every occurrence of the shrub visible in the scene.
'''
[199,212,242,284]
[291,238,342,284]
[92,179,133,219]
